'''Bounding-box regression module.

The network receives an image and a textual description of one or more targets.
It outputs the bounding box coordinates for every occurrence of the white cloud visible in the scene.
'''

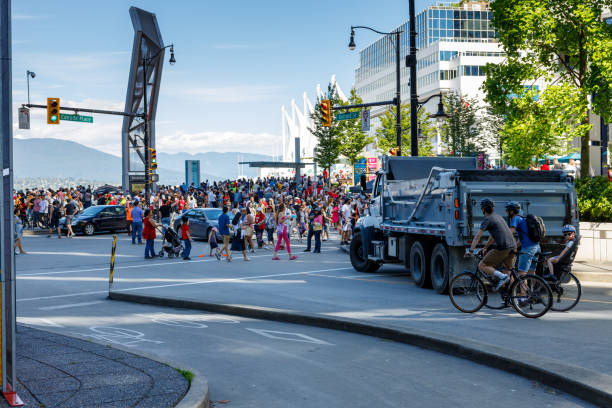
[157,130,279,154]
[181,85,286,103]
[12,14,48,20]
[11,98,281,156]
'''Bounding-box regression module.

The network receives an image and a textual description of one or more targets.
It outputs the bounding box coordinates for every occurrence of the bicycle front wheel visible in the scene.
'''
[449,272,486,313]
[550,272,582,312]
[510,274,553,318]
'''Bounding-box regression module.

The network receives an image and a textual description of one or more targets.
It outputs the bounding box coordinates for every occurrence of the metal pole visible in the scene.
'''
[409,0,419,157]
[142,55,150,204]
[26,71,29,106]
[295,137,301,183]
[395,31,402,156]
[0,0,18,400]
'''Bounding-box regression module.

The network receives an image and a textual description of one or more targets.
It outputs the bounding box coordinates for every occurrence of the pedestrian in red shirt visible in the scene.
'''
[143,209,157,259]
[540,159,551,171]
[180,215,192,260]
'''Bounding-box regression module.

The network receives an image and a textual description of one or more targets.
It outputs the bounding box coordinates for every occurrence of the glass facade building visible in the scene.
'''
[354,1,503,107]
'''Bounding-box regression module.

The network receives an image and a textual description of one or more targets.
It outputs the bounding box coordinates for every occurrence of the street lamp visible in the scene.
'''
[349,26,403,155]
[142,43,175,201]
[26,70,35,106]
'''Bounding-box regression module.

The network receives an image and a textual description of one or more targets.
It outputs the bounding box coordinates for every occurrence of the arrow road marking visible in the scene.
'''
[246,328,333,345]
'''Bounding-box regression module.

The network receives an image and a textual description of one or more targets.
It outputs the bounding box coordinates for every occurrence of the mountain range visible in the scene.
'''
[13,138,272,187]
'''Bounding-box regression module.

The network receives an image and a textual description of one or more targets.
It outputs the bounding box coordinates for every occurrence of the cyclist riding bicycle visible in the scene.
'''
[546,224,578,280]
[505,201,540,276]
[466,198,516,291]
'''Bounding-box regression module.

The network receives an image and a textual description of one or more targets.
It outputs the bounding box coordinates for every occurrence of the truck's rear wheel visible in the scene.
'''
[409,240,431,288]
[350,233,380,273]
[430,243,450,294]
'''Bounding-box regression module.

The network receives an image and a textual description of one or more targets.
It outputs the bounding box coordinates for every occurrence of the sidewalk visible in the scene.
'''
[2,325,190,408]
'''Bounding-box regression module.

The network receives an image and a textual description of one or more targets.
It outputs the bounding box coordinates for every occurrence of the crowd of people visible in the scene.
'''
[12,175,370,261]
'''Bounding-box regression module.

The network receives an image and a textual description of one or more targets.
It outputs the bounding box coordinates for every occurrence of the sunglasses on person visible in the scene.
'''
[563,232,574,236]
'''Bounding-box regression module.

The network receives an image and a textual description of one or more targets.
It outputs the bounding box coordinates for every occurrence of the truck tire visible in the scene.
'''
[409,240,431,288]
[350,233,380,273]
[430,243,450,294]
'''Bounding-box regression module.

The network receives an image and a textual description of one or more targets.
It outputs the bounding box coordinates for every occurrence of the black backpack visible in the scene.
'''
[525,214,546,243]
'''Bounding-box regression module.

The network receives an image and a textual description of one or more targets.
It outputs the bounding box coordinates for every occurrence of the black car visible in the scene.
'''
[93,185,123,199]
[63,205,129,236]
[172,208,222,240]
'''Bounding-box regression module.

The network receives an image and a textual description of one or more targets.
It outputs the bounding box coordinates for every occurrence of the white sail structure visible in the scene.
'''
[280,74,348,163]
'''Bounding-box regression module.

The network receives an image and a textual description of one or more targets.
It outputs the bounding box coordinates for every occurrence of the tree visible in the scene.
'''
[483,0,612,177]
[338,89,374,166]
[481,108,506,164]
[375,104,435,156]
[440,93,484,157]
[499,83,587,169]
[309,83,343,175]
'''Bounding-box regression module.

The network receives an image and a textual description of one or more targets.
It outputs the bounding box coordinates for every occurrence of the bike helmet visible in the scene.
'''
[562,224,576,233]
[480,198,495,211]
[504,201,521,213]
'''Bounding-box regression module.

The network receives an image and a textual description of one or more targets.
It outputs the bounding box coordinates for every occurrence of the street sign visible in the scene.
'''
[361,109,371,132]
[18,107,30,129]
[60,113,93,123]
[336,111,359,121]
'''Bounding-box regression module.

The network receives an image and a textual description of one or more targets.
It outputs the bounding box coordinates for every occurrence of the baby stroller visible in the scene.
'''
[158,225,183,258]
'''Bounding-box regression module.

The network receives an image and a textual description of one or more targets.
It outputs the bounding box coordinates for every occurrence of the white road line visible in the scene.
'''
[17,266,354,302]
[246,328,333,345]
[18,317,65,328]
[18,248,341,277]
[38,301,104,310]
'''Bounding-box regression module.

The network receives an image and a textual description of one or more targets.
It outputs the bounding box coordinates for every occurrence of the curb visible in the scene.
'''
[21,324,210,408]
[109,291,612,408]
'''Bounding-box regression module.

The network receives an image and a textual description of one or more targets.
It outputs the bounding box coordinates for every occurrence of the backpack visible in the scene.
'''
[525,214,546,243]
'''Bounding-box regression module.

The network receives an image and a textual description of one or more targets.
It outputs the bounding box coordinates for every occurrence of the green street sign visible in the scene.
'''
[60,113,93,123]
[336,111,360,121]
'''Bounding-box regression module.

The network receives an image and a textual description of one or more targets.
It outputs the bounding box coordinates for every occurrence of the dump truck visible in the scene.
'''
[350,156,580,293]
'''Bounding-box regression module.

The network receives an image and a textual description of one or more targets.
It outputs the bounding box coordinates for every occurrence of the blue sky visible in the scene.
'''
[12,0,429,156]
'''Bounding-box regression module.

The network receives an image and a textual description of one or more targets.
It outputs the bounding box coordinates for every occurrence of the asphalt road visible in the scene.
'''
[14,233,606,407]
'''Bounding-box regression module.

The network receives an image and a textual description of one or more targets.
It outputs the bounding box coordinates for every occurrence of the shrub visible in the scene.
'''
[575,176,612,222]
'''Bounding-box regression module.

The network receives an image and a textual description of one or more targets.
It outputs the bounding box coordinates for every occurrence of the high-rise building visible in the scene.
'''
[354,1,507,156]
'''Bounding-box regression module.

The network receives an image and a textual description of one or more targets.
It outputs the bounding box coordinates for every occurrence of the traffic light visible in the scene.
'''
[321,99,332,127]
[47,98,60,124]
[150,148,157,170]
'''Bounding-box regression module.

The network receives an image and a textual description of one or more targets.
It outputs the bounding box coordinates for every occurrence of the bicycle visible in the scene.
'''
[534,252,582,312]
[449,249,553,318]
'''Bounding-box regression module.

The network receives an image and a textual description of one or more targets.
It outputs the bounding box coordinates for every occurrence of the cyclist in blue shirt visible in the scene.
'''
[505,201,539,275]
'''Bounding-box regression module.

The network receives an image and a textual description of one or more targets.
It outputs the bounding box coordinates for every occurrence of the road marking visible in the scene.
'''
[18,317,65,328]
[17,266,355,302]
[38,301,104,310]
[246,328,332,345]
[18,248,341,276]
[77,326,163,347]
[135,312,241,328]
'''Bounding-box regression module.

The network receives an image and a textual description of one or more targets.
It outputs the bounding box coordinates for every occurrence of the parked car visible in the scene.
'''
[93,185,122,199]
[61,205,128,236]
[172,208,221,240]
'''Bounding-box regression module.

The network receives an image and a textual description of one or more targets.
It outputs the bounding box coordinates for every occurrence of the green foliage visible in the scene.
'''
[484,0,612,177]
[440,92,484,156]
[309,83,343,173]
[575,176,612,222]
[338,89,374,166]
[498,83,586,169]
[175,368,194,384]
[375,104,435,156]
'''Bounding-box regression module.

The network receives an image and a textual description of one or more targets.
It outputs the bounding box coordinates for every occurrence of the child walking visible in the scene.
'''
[209,227,221,260]
[180,215,192,261]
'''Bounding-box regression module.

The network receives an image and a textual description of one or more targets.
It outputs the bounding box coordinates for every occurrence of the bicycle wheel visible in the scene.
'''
[510,274,553,318]
[550,272,582,312]
[449,272,486,313]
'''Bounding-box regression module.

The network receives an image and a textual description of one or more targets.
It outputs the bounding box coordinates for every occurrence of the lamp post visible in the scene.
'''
[26,70,35,106]
[141,44,175,202]
[349,26,402,155]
